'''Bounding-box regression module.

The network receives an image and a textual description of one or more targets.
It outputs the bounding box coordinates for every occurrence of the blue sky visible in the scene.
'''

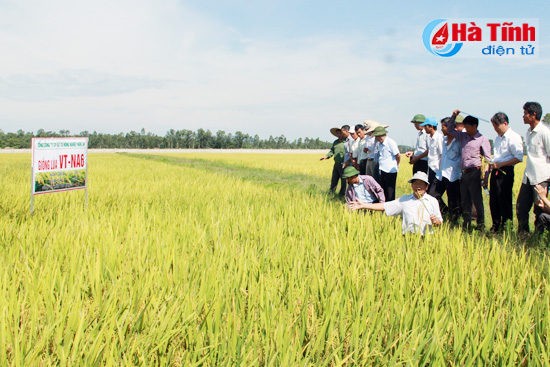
[0,0,548,146]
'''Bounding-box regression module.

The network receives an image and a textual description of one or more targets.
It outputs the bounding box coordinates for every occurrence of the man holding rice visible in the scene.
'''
[349,171,443,235]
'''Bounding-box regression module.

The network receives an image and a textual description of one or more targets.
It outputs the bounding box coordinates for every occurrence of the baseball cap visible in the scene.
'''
[420,117,438,127]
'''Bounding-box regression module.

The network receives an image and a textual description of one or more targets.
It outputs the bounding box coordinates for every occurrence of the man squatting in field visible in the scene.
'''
[320,127,346,196]
[405,114,429,174]
[488,112,523,233]
[516,102,550,233]
[348,171,443,236]
[343,166,385,206]
[447,109,491,231]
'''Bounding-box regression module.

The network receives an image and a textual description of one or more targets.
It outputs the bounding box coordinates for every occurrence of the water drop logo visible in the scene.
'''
[423,19,463,57]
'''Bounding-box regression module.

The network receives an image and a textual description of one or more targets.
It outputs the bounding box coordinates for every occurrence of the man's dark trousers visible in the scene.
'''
[489,165,514,231]
[433,177,461,223]
[330,163,346,196]
[428,169,448,214]
[380,171,397,201]
[517,178,549,233]
[413,160,428,174]
[460,168,484,229]
[359,159,367,175]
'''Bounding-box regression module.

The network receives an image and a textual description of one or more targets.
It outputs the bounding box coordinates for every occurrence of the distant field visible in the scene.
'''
[0,148,328,154]
[0,153,548,366]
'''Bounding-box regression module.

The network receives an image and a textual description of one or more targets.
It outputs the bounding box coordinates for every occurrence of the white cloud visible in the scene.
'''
[0,70,168,100]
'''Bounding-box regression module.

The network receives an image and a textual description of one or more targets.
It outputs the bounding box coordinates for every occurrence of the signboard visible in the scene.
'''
[31,137,88,212]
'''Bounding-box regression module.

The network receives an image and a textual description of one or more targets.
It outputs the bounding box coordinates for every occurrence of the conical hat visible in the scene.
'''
[330,127,342,137]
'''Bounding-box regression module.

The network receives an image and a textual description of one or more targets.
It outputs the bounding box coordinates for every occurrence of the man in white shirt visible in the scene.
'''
[420,117,446,214]
[420,117,444,188]
[373,126,400,201]
[405,114,429,174]
[516,102,550,233]
[489,112,524,232]
[356,124,369,175]
[352,124,365,171]
[349,171,443,235]
[364,121,388,182]
[341,125,354,169]
[434,117,462,223]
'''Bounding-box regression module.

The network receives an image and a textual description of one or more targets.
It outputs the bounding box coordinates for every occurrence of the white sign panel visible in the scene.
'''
[31,137,88,195]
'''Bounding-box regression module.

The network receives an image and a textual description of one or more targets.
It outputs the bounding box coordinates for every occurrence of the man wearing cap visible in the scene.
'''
[364,121,388,182]
[349,171,443,235]
[343,166,385,206]
[320,127,346,196]
[455,115,465,131]
[517,101,550,233]
[373,126,400,201]
[405,114,429,174]
[420,117,445,211]
[447,109,492,230]
[488,112,523,233]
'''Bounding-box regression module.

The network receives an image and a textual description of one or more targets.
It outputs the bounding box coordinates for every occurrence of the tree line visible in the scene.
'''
[0,128,333,150]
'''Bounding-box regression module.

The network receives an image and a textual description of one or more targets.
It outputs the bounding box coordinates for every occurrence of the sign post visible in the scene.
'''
[31,137,88,214]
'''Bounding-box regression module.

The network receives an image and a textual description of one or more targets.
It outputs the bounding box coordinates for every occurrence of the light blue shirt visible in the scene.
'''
[366,135,377,159]
[352,182,375,204]
[376,137,400,173]
[344,136,354,163]
[414,130,429,161]
[438,137,462,182]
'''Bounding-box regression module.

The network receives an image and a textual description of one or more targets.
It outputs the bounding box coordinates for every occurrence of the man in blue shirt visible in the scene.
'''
[343,166,385,205]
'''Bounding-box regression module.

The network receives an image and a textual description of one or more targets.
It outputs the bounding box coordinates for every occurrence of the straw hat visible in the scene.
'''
[365,121,389,134]
[330,127,342,137]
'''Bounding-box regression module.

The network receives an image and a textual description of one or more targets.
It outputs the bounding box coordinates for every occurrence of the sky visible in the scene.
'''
[0,0,549,146]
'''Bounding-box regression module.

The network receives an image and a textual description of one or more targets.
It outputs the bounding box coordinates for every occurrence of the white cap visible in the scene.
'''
[408,171,429,184]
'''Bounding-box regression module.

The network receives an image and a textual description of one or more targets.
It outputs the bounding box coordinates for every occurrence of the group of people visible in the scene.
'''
[321,102,550,236]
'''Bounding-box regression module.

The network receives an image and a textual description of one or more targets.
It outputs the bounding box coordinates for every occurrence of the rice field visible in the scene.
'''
[0,152,549,366]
